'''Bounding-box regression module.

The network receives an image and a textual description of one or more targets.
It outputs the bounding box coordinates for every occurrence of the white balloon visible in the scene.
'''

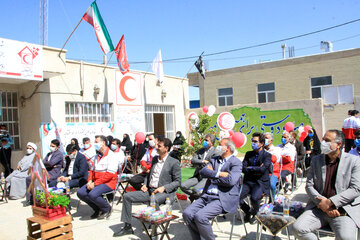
[207,105,216,117]
[219,130,230,140]
[298,126,304,133]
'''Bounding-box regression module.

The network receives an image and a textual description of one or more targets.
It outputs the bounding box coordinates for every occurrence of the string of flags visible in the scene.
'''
[66,1,205,81]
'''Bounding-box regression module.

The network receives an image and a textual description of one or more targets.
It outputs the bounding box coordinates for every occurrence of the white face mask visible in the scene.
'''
[110,144,118,151]
[176,134,180,138]
[149,140,155,148]
[49,146,56,152]
[83,144,90,149]
[215,145,226,156]
[26,149,34,155]
[320,140,337,155]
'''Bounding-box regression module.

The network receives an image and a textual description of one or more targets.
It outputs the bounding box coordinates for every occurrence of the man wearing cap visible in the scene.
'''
[5,142,37,199]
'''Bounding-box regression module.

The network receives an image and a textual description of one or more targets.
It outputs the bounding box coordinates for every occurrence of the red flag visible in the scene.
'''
[114,35,129,74]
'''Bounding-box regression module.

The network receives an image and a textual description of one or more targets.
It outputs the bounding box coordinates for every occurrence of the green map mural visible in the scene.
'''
[209,106,313,153]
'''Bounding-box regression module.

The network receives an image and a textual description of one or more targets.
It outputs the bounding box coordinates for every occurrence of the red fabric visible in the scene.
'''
[140,148,154,171]
[281,155,294,173]
[114,35,129,74]
[88,148,117,190]
[271,155,281,178]
[342,128,356,140]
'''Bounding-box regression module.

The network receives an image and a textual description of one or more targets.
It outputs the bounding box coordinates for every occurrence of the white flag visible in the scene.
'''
[152,50,164,84]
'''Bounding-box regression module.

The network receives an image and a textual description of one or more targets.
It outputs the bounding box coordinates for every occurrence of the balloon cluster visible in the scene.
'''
[202,105,216,117]
[299,125,312,142]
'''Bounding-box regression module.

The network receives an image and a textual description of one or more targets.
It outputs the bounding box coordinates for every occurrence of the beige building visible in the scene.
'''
[188,48,360,133]
[0,37,188,168]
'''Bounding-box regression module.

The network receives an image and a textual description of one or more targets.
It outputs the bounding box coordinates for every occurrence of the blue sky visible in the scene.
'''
[1,0,359,100]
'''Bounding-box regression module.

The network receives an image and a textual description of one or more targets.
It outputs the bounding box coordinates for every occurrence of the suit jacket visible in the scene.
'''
[200,155,242,213]
[62,153,88,180]
[43,150,64,181]
[306,152,360,227]
[242,149,272,195]
[191,147,216,180]
[144,155,181,198]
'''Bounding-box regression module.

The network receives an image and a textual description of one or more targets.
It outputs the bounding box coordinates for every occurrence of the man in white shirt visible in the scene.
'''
[113,137,181,237]
[80,137,97,170]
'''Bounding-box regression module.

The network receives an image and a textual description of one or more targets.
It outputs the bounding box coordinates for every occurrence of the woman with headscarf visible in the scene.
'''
[5,142,37,199]
[121,134,132,155]
[303,128,321,168]
[71,138,80,151]
[170,131,185,161]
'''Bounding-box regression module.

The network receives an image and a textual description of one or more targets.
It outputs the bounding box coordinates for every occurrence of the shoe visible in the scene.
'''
[249,215,257,225]
[97,209,111,220]
[284,182,290,194]
[243,213,250,223]
[113,224,134,237]
[90,210,100,219]
[296,168,303,178]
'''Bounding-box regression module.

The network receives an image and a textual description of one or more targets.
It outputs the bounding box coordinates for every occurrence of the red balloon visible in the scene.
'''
[299,131,308,142]
[299,137,305,142]
[135,132,146,144]
[284,122,295,132]
[232,132,247,148]
[202,106,209,114]
[229,130,234,136]
[304,125,312,132]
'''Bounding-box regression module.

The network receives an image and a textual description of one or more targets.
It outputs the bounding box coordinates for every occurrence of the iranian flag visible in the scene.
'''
[82,1,114,54]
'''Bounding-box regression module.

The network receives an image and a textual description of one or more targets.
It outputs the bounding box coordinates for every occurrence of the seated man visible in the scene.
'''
[113,137,181,237]
[240,132,272,224]
[110,138,125,172]
[128,133,158,190]
[6,142,37,200]
[183,138,242,240]
[293,130,360,240]
[277,131,296,193]
[264,132,282,202]
[180,133,216,202]
[80,137,97,170]
[349,129,360,157]
[49,144,88,189]
[77,135,118,220]
[26,139,64,204]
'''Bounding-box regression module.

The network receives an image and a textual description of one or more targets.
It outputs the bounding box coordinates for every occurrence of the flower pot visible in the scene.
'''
[32,205,66,220]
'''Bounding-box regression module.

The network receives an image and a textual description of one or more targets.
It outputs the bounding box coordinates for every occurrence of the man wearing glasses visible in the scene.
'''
[240,132,272,224]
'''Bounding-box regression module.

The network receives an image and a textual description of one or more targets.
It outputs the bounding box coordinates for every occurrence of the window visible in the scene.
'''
[311,76,332,98]
[257,82,275,103]
[218,88,233,106]
[65,102,112,123]
[145,105,175,140]
[0,91,20,149]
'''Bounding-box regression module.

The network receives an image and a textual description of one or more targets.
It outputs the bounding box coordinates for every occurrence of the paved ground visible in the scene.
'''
[0,177,334,240]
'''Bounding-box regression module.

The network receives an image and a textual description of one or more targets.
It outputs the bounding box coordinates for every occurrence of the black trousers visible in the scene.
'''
[0,147,12,177]
[128,172,147,190]
[345,139,354,153]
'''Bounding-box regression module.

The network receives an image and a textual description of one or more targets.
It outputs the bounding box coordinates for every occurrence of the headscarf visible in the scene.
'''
[173,131,184,146]
[71,138,80,151]
[121,134,132,153]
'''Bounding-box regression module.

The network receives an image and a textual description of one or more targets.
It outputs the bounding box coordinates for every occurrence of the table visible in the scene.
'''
[133,214,178,240]
[255,212,296,240]
[0,180,8,203]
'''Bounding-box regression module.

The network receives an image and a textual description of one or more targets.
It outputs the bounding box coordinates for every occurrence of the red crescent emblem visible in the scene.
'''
[119,75,136,102]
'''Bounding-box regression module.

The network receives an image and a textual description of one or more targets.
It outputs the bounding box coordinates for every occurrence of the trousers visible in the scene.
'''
[77,183,112,213]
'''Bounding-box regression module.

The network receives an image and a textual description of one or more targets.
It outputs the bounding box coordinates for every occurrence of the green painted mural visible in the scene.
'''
[209,106,313,153]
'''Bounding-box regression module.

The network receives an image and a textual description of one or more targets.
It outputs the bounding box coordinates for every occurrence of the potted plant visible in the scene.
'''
[32,190,70,220]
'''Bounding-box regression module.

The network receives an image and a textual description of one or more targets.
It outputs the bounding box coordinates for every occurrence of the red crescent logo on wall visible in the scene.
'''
[217,112,235,131]
[119,75,136,102]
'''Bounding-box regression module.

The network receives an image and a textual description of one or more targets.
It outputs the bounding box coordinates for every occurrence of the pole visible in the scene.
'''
[102,51,115,72]
[58,18,83,57]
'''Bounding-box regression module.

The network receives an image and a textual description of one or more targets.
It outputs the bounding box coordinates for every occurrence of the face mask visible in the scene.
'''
[176,134,180,138]
[145,137,149,142]
[203,140,209,148]
[264,139,269,147]
[110,144,118,151]
[281,137,287,145]
[94,142,102,151]
[252,142,260,150]
[308,133,314,138]
[83,144,90,149]
[149,140,155,148]
[215,145,226,155]
[26,149,34,155]
[354,139,360,148]
[49,146,56,152]
[68,153,76,159]
[320,140,336,155]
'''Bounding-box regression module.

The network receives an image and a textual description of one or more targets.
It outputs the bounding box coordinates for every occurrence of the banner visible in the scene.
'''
[0,37,43,81]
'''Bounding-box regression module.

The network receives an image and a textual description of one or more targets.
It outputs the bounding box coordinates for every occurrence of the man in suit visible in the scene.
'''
[181,133,216,202]
[113,136,181,237]
[241,132,272,224]
[49,144,88,188]
[183,138,242,240]
[293,129,360,240]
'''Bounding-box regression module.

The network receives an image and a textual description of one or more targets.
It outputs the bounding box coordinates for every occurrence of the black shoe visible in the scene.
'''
[243,213,250,223]
[90,210,100,219]
[97,209,111,220]
[249,216,257,225]
[284,182,290,194]
[113,224,134,237]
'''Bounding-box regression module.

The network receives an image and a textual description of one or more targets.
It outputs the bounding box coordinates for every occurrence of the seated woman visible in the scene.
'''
[5,142,37,200]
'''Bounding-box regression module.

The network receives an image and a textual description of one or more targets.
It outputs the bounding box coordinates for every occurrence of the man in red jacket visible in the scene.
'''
[77,135,118,220]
